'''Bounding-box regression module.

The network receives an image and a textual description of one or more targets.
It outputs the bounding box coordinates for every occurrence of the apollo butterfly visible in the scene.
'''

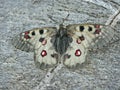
[12,23,117,69]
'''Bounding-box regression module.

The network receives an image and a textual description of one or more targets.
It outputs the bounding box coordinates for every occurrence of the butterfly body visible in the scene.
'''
[12,23,115,69]
[51,24,73,55]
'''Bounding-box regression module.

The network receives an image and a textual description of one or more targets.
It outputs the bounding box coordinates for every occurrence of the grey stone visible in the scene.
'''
[0,0,120,90]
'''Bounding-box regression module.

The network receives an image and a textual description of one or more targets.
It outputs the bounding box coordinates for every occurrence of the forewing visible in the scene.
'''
[12,27,56,51]
[67,24,115,49]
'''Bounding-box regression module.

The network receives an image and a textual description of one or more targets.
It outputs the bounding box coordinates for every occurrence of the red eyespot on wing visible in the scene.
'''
[76,36,85,44]
[24,31,31,39]
[79,36,85,41]
[95,25,100,28]
[64,54,71,59]
[41,50,47,57]
[24,35,31,39]
[76,39,81,44]
[42,39,47,45]
[94,29,101,34]
[75,49,81,56]
[24,31,30,35]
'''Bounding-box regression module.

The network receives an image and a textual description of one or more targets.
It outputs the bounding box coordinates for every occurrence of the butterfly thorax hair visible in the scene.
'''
[51,24,73,55]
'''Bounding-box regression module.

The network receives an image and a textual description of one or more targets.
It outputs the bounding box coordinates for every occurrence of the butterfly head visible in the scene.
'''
[58,24,67,37]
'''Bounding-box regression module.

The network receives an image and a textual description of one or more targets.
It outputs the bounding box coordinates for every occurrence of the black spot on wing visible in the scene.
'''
[39,29,44,34]
[79,26,84,32]
[88,26,92,32]
[32,31,35,36]
[79,35,85,41]
[39,38,45,42]
[51,54,58,59]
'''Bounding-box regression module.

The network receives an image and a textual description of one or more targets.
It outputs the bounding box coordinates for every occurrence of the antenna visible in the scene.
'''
[59,13,70,28]
[62,13,70,24]
[47,13,70,26]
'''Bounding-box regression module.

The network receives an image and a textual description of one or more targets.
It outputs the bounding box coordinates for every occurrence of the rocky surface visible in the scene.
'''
[0,0,120,90]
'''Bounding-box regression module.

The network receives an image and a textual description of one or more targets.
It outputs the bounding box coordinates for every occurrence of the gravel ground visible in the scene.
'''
[0,0,120,90]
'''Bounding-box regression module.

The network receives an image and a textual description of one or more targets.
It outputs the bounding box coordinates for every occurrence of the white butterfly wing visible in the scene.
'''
[63,37,88,67]
[34,36,59,69]
[63,24,115,67]
[12,27,59,69]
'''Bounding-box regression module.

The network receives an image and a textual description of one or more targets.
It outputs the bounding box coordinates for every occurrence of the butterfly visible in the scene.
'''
[12,23,115,69]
